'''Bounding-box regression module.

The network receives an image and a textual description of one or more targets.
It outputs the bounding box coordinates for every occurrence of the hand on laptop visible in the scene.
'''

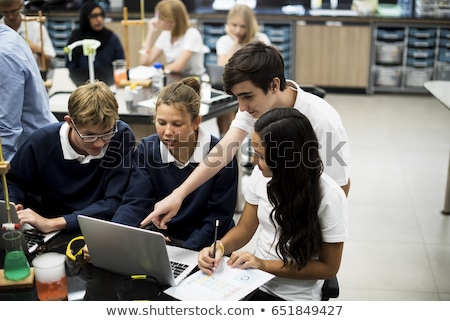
[17,208,66,233]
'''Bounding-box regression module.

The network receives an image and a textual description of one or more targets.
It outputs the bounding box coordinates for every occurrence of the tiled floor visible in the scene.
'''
[203,92,450,301]
[327,93,450,301]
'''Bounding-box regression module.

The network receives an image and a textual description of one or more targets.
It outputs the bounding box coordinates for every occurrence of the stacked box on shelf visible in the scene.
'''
[47,20,75,57]
[200,21,294,79]
[405,27,437,87]
[201,23,225,66]
[435,28,450,80]
[415,0,439,17]
[263,24,292,79]
[438,0,450,17]
[374,27,405,87]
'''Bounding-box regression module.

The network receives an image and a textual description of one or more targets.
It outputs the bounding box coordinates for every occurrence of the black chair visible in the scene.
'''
[300,85,326,99]
[321,276,340,301]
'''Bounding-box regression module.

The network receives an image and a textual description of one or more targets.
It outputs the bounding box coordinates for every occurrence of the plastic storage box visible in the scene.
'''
[375,66,402,86]
[404,68,433,87]
[376,42,404,64]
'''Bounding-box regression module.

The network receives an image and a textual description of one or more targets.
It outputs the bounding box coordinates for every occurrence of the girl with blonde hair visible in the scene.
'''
[140,0,205,75]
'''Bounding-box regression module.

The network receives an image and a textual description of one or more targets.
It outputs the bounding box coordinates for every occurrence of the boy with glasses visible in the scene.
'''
[1,81,136,233]
[0,0,56,73]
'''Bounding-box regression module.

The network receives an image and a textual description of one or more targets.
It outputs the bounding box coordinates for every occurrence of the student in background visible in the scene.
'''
[111,77,238,251]
[2,81,135,233]
[0,0,56,73]
[198,108,348,301]
[139,0,205,75]
[215,4,271,138]
[0,24,57,162]
[141,41,350,230]
[66,1,124,69]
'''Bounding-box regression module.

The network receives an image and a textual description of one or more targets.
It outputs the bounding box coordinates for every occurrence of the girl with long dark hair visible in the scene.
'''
[198,108,348,300]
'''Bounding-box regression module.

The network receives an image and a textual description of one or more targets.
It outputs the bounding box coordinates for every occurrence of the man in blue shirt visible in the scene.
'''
[0,24,58,161]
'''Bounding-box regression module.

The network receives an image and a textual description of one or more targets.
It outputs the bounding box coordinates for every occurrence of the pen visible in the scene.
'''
[213,219,219,258]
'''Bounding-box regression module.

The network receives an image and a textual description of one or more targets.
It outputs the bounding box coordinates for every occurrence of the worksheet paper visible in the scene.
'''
[164,258,274,301]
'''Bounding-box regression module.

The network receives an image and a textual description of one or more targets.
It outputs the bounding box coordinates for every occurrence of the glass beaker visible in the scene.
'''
[2,230,31,281]
[112,59,127,87]
[32,252,68,301]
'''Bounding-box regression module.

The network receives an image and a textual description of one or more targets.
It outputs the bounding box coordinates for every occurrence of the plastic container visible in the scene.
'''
[438,48,450,62]
[376,42,404,64]
[407,47,435,58]
[435,63,450,80]
[377,28,405,41]
[404,68,433,87]
[375,66,402,86]
[152,62,165,90]
[406,56,434,67]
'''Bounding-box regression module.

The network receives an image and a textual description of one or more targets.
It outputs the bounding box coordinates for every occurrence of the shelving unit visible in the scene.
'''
[40,11,449,93]
[200,19,295,79]
[369,24,450,93]
[46,19,78,68]
[436,27,450,79]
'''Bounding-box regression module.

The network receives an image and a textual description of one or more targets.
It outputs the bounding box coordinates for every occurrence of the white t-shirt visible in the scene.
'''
[244,168,348,301]
[155,27,206,75]
[230,80,350,187]
[216,32,271,55]
[1,15,56,71]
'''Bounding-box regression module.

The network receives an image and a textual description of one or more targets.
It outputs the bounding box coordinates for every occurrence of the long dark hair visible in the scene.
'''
[254,108,323,269]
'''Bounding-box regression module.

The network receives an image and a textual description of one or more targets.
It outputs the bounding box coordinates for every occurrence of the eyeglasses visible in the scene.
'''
[1,6,21,16]
[88,12,105,19]
[71,120,117,143]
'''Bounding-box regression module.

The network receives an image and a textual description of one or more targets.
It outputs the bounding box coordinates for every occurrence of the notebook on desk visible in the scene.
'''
[77,215,199,287]
[0,200,61,254]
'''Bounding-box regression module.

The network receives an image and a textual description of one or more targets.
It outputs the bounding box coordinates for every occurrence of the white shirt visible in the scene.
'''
[230,80,350,187]
[60,122,106,164]
[216,32,271,55]
[1,15,56,70]
[154,27,206,75]
[245,168,348,300]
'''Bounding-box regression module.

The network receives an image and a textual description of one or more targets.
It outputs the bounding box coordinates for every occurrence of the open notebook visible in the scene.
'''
[0,200,61,254]
[77,215,199,287]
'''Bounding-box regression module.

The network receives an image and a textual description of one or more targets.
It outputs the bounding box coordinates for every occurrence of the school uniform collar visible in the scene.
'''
[60,122,107,164]
[160,126,211,169]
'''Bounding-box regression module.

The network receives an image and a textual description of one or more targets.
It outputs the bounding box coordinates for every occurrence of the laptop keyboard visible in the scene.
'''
[170,261,189,278]
[23,229,45,249]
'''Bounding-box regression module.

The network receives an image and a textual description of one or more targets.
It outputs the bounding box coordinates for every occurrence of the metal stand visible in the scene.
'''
[442,151,450,215]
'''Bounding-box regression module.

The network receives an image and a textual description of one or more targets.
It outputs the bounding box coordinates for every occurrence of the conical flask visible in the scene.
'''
[2,230,30,281]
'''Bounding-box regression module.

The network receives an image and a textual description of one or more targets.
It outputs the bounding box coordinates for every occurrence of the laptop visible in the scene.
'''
[0,200,61,254]
[68,67,115,87]
[77,215,199,287]
[203,64,234,104]
[206,64,225,90]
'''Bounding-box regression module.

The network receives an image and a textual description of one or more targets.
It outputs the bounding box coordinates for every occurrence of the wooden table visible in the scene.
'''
[424,80,450,215]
